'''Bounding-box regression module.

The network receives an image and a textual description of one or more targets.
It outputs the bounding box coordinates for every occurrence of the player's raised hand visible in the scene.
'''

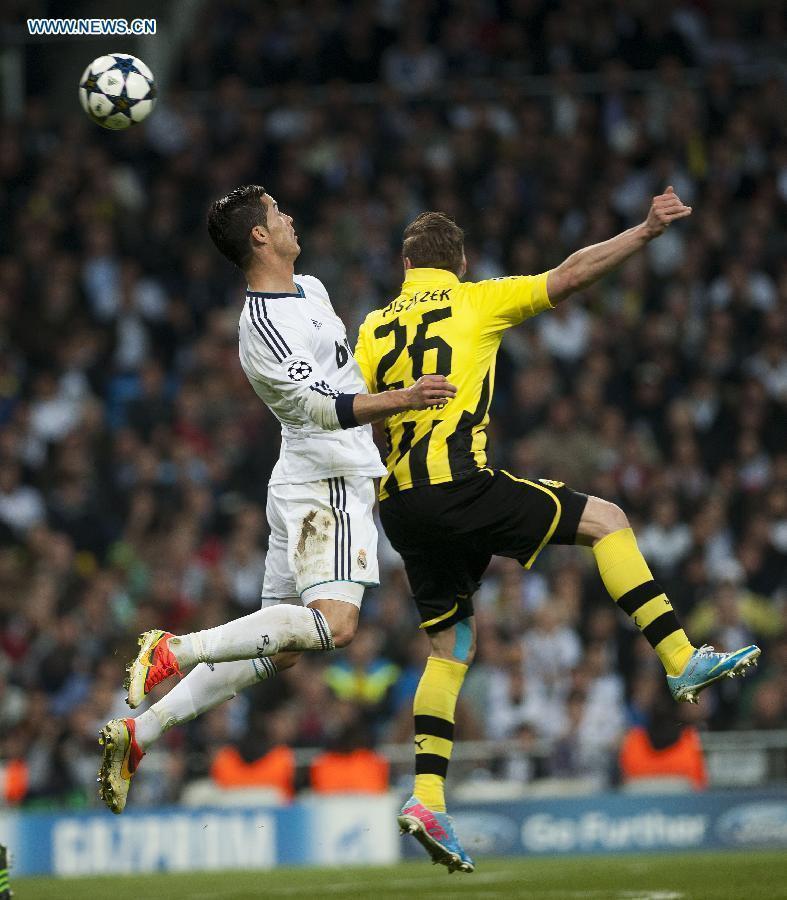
[404,374,457,410]
[645,186,692,238]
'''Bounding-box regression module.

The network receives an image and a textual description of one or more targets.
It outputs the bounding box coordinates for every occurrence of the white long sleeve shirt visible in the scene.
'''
[238,274,386,486]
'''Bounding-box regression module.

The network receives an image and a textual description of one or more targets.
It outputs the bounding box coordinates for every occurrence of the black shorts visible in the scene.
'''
[379,469,588,634]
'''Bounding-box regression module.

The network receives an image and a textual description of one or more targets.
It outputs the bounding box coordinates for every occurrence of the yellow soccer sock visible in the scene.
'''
[412,656,467,813]
[593,527,694,676]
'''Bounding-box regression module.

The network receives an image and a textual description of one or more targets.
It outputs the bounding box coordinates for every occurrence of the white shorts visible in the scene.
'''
[260,475,379,609]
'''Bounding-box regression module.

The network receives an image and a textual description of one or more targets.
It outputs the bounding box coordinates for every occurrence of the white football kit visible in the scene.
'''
[238,274,385,606]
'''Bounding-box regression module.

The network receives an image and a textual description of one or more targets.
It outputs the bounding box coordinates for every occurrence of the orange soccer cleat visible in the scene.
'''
[124,629,181,709]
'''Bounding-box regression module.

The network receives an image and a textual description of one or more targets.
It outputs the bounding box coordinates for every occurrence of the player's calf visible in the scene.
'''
[126,606,337,707]
[429,619,476,665]
[579,498,764,690]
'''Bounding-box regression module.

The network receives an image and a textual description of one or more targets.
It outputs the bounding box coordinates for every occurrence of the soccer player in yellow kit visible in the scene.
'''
[354,189,760,873]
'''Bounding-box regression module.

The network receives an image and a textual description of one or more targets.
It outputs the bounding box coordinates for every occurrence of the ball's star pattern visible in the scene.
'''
[115,84,143,113]
[111,55,141,76]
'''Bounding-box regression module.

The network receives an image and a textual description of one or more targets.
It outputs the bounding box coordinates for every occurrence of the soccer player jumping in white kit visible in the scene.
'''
[98,185,456,813]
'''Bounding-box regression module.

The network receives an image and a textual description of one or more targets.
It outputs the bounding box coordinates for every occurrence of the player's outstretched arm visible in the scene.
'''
[546,186,692,304]
[350,375,457,426]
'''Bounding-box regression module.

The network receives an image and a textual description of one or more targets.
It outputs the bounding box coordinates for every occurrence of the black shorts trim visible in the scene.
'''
[420,593,475,634]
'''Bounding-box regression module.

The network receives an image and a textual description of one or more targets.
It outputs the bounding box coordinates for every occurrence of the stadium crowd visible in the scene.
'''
[0,0,785,806]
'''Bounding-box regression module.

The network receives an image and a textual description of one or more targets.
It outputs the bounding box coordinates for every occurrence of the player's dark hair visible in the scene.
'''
[402,212,465,275]
[207,185,268,270]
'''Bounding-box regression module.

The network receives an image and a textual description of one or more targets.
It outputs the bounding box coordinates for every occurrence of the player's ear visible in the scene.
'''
[403,256,413,271]
[251,224,268,247]
[458,252,467,279]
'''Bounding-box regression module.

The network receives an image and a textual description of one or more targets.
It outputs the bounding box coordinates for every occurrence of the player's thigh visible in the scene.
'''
[263,480,367,646]
[393,536,487,635]
[403,548,481,633]
[261,483,300,605]
[283,475,379,603]
[380,483,489,633]
[478,470,588,568]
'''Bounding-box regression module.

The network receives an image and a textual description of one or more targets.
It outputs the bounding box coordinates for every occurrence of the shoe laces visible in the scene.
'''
[156,656,180,681]
[695,644,719,659]
[150,638,181,684]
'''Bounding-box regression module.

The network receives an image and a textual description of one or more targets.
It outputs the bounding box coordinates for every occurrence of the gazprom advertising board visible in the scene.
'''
[0,795,400,876]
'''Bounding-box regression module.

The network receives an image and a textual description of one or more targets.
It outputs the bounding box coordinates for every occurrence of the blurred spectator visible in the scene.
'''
[523,599,582,696]
[619,690,708,791]
[571,643,626,778]
[486,647,560,742]
[746,681,785,730]
[382,24,444,94]
[638,496,692,576]
[310,705,389,794]
[688,562,782,648]
[324,626,400,730]
[0,462,44,535]
[210,708,297,801]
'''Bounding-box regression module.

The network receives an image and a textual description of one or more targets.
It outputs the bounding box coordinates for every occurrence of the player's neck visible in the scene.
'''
[246,259,296,294]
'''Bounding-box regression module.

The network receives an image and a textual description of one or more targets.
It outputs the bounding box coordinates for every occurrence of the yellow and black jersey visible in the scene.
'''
[355,267,552,500]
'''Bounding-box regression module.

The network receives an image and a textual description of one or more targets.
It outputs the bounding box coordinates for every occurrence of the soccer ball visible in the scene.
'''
[79,53,156,130]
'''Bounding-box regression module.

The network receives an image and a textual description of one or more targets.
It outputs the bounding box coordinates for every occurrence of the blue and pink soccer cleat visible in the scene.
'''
[398,796,474,874]
[667,643,761,703]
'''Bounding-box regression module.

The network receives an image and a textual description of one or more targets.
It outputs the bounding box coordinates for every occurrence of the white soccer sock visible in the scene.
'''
[169,604,332,668]
[133,657,277,751]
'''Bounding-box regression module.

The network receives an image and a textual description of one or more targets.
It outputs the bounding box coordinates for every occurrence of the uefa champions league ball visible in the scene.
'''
[79,53,156,130]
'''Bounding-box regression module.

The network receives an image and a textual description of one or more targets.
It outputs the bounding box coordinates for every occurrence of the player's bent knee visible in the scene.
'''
[579,497,630,542]
[603,502,630,535]
[324,611,358,648]
[330,625,356,648]
[309,598,359,648]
